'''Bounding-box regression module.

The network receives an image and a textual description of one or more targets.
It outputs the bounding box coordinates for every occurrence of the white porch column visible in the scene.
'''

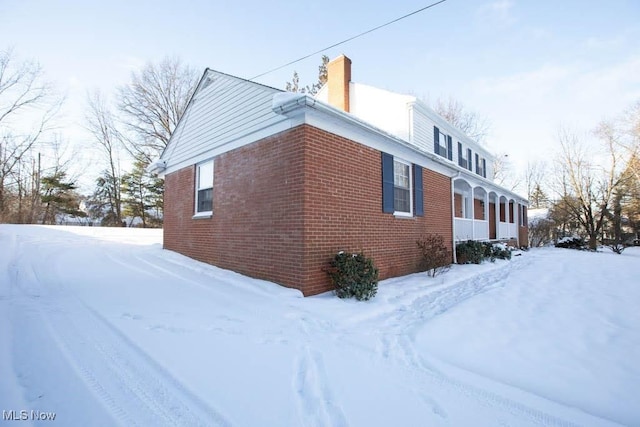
[506,199,510,227]
[495,195,501,239]
[470,190,475,239]
[484,191,489,221]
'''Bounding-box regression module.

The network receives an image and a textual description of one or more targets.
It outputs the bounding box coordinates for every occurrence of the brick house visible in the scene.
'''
[151,55,528,296]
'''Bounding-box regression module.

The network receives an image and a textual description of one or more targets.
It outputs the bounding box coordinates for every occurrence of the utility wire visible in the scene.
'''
[251,0,449,80]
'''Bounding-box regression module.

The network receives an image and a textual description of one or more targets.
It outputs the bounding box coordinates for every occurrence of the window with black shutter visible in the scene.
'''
[381,152,422,216]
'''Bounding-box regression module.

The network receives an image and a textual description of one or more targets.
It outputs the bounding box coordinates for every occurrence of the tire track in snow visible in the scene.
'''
[40,295,232,427]
[10,242,232,427]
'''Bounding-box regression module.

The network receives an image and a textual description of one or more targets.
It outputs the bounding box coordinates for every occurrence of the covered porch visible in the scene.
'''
[453,178,524,244]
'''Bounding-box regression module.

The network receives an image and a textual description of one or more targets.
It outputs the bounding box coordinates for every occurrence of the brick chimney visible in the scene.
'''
[327,55,352,112]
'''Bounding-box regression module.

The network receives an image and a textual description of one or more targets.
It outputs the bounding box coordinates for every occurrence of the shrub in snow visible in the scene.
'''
[555,236,587,250]
[528,217,554,247]
[416,234,452,277]
[455,240,485,264]
[485,242,512,262]
[608,243,626,254]
[456,241,512,264]
[327,251,378,301]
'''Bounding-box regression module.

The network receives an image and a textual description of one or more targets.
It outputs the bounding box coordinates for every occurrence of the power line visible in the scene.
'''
[251,0,450,80]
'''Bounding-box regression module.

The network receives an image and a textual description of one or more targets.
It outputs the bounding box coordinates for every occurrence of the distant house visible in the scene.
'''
[151,55,528,296]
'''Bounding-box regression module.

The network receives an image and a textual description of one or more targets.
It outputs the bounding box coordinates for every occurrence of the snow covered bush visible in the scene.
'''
[456,241,512,264]
[416,234,451,277]
[327,251,378,301]
[455,240,485,264]
[486,242,512,262]
[555,236,587,250]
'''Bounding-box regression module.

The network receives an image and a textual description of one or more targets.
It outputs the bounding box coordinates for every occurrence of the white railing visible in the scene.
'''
[454,218,473,241]
[473,220,489,240]
[498,222,509,239]
[508,223,518,239]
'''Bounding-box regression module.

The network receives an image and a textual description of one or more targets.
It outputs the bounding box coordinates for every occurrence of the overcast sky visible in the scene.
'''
[1,0,639,191]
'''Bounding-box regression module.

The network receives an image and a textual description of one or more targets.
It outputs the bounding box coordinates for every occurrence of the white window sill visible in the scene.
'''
[192,212,213,219]
[393,212,413,219]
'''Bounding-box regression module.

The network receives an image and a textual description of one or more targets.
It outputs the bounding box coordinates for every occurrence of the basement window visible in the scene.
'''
[195,159,213,216]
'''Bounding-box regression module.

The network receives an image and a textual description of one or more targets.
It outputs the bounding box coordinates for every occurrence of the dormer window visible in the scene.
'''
[475,154,487,178]
[457,142,473,170]
[433,126,452,161]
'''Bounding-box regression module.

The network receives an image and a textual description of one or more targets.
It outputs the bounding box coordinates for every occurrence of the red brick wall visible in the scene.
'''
[300,126,453,295]
[474,198,485,220]
[518,205,529,247]
[489,203,496,239]
[164,127,306,291]
[454,193,463,217]
[164,124,453,296]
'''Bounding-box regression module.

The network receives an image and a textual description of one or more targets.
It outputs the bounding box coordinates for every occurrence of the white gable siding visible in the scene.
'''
[161,71,287,174]
[408,107,435,154]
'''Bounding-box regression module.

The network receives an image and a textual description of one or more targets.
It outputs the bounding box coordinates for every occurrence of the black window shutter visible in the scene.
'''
[414,165,424,216]
[433,126,440,154]
[467,149,472,171]
[382,152,394,213]
[447,136,453,161]
[457,142,463,164]
[475,153,480,174]
[482,158,487,178]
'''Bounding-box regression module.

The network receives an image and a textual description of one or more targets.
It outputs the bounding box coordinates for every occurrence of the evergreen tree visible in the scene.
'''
[121,158,163,227]
[85,170,123,226]
[40,171,85,224]
[530,184,549,209]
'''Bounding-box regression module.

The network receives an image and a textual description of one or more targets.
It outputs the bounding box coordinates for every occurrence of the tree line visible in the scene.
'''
[2,47,638,242]
[527,106,640,252]
[0,47,198,226]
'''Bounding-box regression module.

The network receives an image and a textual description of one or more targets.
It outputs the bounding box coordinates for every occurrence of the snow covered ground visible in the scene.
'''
[1,225,638,426]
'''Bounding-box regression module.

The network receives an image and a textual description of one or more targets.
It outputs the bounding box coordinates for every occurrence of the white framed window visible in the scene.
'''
[195,160,214,215]
[475,154,486,178]
[458,144,473,171]
[393,158,412,215]
[437,131,449,158]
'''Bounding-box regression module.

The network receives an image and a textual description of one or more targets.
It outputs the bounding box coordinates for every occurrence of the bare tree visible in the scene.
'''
[433,96,491,145]
[285,55,329,96]
[492,152,522,191]
[85,91,123,226]
[524,160,547,201]
[620,101,640,181]
[117,57,198,162]
[0,48,62,222]
[552,127,625,250]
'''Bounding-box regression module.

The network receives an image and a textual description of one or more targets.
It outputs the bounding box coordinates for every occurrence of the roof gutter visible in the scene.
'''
[272,94,528,205]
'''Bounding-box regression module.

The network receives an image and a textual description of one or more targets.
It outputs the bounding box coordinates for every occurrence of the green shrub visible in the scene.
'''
[456,240,512,264]
[416,234,452,277]
[455,240,485,264]
[488,242,512,261]
[555,236,587,250]
[327,251,379,301]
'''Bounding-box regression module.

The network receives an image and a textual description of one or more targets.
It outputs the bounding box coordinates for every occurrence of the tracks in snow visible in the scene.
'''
[7,236,231,427]
[371,257,586,427]
[293,346,347,427]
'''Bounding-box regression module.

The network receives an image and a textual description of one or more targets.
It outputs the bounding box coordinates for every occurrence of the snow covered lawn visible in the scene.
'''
[1,225,638,426]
